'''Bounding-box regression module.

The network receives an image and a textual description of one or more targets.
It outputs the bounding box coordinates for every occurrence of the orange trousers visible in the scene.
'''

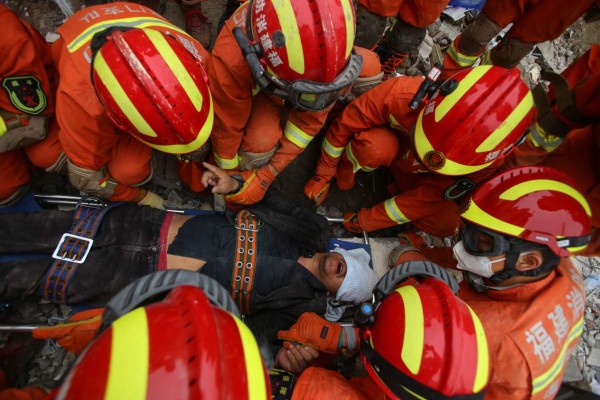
[358,0,449,27]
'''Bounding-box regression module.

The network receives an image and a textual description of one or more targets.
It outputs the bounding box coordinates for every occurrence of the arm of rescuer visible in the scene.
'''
[207,21,256,171]
[52,39,153,204]
[305,76,423,205]
[510,45,600,164]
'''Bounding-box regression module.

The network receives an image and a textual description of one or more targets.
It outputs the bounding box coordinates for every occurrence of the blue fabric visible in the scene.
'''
[326,238,373,269]
[448,0,486,10]
[0,192,43,214]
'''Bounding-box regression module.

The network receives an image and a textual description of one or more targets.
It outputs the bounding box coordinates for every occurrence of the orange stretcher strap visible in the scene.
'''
[231,210,262,316]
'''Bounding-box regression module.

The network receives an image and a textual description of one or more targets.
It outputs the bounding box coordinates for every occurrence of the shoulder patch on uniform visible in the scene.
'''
[444,178,476,200]
[2,75,47,115]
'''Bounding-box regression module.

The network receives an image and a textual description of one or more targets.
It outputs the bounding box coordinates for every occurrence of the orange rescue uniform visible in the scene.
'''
[357,0,449,27]
[459,259,586,399]
[442,0,598,79]
[0,4,62,203]
[208,2,330,172]
[314,76,499,236]
[52,2,210,201]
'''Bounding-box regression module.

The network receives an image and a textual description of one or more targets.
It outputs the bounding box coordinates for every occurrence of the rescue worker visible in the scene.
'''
[208,0,363,205]
[505,46,600,255]
[0,4,64,207]
[277,262,491,398]
[0,276,272,399]
[354,0,450,78]
[0,164,378,355]
[389,166,592,399]
[441,0,598,80]
[305,65,536,237]
[52,2,214,209]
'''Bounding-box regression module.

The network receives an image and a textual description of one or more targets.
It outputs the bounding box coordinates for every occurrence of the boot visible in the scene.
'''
[377,42,408,79]
[181,0,212,49]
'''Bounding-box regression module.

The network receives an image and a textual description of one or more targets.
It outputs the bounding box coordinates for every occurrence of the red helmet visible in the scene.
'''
[460,166,591,257]
[412,66,536,175]
[57,285,271,399]
[361,271,490,399]
[238,0,362,110]
[91,28,213,154]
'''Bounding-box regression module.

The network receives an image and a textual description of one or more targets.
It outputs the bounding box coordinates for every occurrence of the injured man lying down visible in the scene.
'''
[0,189,379,351]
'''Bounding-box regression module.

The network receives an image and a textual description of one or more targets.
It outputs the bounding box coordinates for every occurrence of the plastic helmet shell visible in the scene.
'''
[249,0,356,83]
[57,286,271,399]
[461,166,592,256]
[362,278,490,399]
[92,28,213,154]
[413,66,536,176]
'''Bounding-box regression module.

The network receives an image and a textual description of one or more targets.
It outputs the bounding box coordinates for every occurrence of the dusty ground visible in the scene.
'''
[1,0,599,396]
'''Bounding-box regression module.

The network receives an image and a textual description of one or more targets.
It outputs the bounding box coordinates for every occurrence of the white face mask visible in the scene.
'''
[452,241,506,278]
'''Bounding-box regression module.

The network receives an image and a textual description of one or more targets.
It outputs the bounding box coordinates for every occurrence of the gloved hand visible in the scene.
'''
[225,165,277,205]
[343,211,362,233]
[32,308,104,354]
[137,189,165,210]
[304,175,332,205]
[278,312,342,354]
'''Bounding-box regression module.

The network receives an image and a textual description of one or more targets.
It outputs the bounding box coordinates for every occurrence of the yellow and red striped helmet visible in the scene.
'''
[361,277,490,399]
[91,28,213,154]
[461,166,591,257]
[412,66,536,176]
[56,285,270,400]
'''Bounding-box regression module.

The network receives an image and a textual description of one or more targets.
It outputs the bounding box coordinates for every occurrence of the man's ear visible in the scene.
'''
[515,251,543,272]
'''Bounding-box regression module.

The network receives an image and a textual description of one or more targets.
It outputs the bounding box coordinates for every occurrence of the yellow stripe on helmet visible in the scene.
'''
[145,29,204,112]
[435,66,492,122]
[413,111,495,175]
[105,308,149,400]
[93,51,158,138]
[397,286,424,375]
[476,91,533,152]
[500,179,591,216]
[68,17,189,53]
[0,116,7,137]
[232,316,268,399]
[271,0,304,75]
[461,199,525,237]
[467,306,489,393]
[340,0,355,59]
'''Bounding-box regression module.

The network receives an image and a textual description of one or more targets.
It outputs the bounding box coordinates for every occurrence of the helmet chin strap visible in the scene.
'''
[489,251,521,283]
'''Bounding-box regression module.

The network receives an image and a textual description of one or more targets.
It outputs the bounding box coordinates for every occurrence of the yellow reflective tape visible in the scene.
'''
[500,179,591,216]
[384,197,410,225]
[447,42,481,68]
[467,306,489,393]
[232,316,268,399]
[476,91,533,152]
[105,308,149,400]
[397,286,424,374]
[68,17,189,53]
[388,114,401,129]
[284,120,312,149]
[214,151,240,169]
[532,318,583,394]
[94,52,158,138]
[413,111,494,175]
[322,137,344,159]
[340,0,355,59]
[435,66,491,122]
[345,144,361,173]
[146,30,203,112]
[0,116,7,137]
[461,199,525,237]
[272,0,304,75]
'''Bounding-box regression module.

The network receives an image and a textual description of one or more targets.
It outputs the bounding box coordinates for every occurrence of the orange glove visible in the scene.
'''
[225,165,277,205]
[277,312,342,354]
[343,211,363,233]
[32,308,104,354]
[304,175,332,205]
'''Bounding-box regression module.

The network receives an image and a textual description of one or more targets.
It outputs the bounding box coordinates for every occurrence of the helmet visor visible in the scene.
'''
[269,51,363,111]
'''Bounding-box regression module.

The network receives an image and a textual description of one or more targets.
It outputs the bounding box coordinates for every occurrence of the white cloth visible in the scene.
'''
[325,246,379,321]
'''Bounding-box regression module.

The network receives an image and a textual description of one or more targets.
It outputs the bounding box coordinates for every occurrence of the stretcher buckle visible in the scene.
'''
[52,233,93,264]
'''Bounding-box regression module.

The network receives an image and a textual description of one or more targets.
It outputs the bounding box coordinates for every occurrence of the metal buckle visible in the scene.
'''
[235,215,264,232]
[52,233,93,264]
[76,195,106,209]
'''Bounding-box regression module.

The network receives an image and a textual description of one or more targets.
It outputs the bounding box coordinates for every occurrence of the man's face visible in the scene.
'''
[313,252,347,294]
